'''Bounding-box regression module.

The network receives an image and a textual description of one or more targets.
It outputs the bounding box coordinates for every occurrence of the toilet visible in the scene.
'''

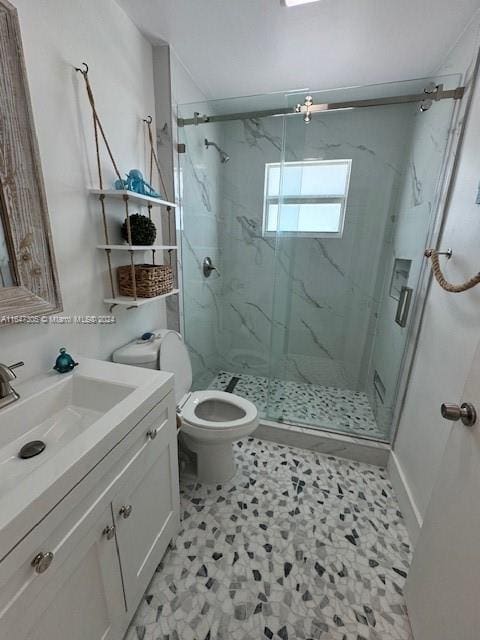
[112,330,258,484]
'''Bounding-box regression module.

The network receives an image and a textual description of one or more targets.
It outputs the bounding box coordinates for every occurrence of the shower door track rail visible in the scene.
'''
[177,84,464,126]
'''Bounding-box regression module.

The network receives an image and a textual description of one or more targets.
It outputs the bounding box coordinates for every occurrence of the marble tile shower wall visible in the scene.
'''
[217,108,414,394]
[366,82,458,434]
[179,117,224,389]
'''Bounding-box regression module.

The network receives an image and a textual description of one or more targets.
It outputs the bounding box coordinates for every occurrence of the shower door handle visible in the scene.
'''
[395,286,413,327]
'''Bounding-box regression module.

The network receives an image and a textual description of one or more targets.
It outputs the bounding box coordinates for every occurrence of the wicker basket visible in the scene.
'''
[117,264,173,298]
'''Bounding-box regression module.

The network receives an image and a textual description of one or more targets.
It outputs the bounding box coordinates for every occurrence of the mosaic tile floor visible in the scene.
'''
[126,438,412,640]
[209,371,387,441]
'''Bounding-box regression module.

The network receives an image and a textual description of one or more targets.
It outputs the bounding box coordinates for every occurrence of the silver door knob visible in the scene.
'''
[441,402,477,427]
[119,504,133,519]
[102,524,116,540]
[147,427,157,440]
[31,551,54,574]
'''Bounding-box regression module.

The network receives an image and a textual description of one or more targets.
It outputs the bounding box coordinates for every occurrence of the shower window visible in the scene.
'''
[262,159,352,237]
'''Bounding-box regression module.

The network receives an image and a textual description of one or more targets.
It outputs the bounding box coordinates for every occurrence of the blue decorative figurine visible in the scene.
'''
[114,169,162,199]
[53,348,78,374]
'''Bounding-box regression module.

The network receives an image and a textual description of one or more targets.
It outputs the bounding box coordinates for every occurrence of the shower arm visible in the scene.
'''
[204,138,230,163]
[205,139,221,153]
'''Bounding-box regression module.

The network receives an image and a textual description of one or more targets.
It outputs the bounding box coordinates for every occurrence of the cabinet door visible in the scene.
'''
[113,400,180,613]
[0,499,126,640]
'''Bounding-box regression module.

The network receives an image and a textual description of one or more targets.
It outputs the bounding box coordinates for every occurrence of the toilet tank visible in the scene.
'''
[112,337,159,370]
[112,330,192,404]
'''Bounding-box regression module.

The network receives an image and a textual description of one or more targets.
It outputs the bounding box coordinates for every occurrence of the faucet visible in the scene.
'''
[0,361,24,409]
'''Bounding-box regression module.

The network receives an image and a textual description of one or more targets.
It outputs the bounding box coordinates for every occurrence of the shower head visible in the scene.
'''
[219,150,230,163]
[205,138,230,163]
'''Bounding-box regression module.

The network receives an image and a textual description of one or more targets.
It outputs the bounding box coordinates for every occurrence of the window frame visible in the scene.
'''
[262,158,352,238]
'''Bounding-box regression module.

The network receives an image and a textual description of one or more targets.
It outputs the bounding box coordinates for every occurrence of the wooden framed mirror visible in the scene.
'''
[0,0,61,322]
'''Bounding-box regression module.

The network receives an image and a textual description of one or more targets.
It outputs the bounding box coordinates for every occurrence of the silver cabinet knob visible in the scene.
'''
[147,427,157,440]
[441,402,477,427]
[102,524,116,540]
[119,504,133,519]
[31,551,54,574]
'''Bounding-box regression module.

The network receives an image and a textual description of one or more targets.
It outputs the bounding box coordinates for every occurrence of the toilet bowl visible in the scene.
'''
[180,389,257,484]
[112,330,258,483]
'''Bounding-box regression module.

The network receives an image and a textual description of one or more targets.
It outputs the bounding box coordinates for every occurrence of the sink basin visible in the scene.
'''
[0,355,174,558]
[0,375,134,494]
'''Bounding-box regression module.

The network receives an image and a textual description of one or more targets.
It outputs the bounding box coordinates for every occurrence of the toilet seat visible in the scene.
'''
[180,390,257,432]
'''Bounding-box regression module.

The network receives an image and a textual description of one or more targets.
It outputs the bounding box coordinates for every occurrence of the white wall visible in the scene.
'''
[390,13,480,543]
[0,0,165,382]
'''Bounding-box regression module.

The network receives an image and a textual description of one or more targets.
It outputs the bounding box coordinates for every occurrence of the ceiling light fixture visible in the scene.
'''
[281,0,322,6]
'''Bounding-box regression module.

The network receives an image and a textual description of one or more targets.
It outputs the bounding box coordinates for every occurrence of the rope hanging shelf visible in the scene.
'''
[424,248,480,293]
[103,289,180,308]
[75,62,179,312]
[97,244,178,251]
[89,188,176,209]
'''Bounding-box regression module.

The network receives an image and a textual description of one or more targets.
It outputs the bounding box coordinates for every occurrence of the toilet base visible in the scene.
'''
[182,435,236,484]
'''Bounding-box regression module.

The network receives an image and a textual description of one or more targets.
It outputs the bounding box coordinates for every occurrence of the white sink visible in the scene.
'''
[0,356,174,558]
[0,375,134,495]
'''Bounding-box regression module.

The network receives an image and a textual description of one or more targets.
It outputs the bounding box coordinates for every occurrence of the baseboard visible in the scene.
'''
[388,451,422,546]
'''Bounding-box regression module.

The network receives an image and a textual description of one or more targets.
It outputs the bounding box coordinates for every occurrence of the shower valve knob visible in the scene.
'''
[441,402,477,427]
[203,257,218,278]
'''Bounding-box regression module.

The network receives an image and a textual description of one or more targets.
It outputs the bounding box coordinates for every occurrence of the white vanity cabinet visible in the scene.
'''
[0,388,180,640]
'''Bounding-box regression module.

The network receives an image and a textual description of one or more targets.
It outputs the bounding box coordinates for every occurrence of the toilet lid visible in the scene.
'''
[181,390,257,430]
[159,331,192,404]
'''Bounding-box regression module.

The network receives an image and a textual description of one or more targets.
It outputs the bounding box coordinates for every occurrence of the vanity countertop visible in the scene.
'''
[0,357,173,560]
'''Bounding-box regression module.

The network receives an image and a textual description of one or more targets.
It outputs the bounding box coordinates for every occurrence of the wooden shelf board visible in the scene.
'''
[89,189,177,208]
[104,289,180,308]
[97,244,177,251]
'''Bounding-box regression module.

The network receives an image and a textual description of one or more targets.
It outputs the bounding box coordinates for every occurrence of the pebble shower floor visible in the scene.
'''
[209,371,387,441]
[126,438,413,640]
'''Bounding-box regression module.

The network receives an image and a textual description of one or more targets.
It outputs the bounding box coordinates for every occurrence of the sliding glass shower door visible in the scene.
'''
[266,79,458,440]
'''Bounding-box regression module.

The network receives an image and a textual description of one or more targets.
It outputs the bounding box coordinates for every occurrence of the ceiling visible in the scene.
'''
[116,0,479,99]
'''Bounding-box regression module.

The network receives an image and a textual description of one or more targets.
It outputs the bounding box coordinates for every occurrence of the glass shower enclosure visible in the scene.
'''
[177,76,460,442]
